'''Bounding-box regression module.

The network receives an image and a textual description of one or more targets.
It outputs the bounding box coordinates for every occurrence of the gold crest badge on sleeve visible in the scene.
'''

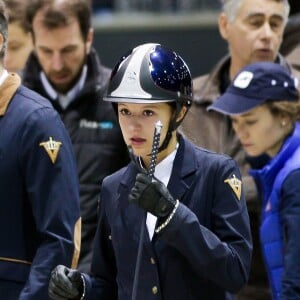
[224,174,242,200]
[39,137,62,164]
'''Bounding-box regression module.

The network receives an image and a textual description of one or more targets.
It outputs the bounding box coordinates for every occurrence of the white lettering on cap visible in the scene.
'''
[234,71,254,89]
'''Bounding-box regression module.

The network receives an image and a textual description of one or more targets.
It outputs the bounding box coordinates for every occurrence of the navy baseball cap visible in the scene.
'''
[208,62,299,115]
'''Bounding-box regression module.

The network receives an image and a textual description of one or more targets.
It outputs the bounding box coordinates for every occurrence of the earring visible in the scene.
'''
[281,121,286,127]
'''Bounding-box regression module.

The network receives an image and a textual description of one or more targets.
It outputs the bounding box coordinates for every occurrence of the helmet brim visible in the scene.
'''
[103,96,176,104]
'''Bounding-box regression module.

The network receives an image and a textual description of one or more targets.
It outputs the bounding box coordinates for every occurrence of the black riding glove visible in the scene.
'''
[48,265,83,300]
[129,173,176,218]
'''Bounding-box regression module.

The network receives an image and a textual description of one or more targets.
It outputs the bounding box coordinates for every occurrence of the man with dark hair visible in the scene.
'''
[22,0,129,273]
[0,0,81,298]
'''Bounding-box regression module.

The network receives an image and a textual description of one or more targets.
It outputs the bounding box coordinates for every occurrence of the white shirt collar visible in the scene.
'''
[0,69,9,86]
[40,65,87,109]
[146,143,179,240]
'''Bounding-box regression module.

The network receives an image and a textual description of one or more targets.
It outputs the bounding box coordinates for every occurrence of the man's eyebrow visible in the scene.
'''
[246,12,284,21]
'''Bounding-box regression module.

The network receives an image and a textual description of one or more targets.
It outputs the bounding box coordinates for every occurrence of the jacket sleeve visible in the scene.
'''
[19,107,81,299]
[280,170,300,299]
[158,157,252,293]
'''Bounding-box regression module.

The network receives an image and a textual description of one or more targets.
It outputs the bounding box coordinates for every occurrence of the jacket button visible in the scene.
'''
[150,257,155,264]
[152,286,158,294]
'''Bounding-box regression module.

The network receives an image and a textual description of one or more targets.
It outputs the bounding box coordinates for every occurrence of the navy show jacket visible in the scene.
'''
[0,73,81,299]
[83,136,252,299]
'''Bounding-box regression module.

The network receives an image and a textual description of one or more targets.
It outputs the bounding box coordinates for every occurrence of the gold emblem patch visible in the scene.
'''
[39,137,62,164]
[224,174,242,200]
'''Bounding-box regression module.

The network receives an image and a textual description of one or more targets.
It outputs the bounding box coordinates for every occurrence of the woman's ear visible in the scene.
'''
[278,112,293,132]
[176,106,188,123]
[279,115,288,127]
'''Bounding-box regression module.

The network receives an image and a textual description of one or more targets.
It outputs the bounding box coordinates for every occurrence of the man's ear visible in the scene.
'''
[218,12,229,41]
[85,27,94,54]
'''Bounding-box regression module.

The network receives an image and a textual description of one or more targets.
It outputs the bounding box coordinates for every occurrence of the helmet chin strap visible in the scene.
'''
[146,116,174,155]
[157,104,187,152]
[158,130,173,152]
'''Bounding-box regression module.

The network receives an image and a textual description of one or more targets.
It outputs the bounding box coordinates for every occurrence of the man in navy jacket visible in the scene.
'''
[0,1,81,298]
[22,0,129,272]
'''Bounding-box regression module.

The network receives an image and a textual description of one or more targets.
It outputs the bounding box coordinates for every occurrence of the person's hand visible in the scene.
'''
[129,173,176,217]
[48,265,83,300]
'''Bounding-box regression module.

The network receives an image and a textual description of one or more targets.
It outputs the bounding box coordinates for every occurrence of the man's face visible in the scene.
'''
[32,12,92,93]
[219,0,286,76]
[4,21,33,73]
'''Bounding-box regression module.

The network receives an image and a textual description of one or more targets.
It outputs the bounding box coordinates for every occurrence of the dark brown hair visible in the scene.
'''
[4,0,31,32]
[26,0,92,41]
[0,0,7,59]
[267,99,300,123]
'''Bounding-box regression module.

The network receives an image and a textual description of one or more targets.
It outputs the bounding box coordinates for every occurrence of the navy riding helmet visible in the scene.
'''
[104,43,193,150]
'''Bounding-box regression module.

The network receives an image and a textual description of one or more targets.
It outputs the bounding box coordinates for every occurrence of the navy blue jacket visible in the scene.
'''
[0,73,81,299]
[23,49,129,272]
[83,137,252,299]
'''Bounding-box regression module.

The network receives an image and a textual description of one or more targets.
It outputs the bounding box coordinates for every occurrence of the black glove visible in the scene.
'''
[48,265,83,300]
[129,173,176,217]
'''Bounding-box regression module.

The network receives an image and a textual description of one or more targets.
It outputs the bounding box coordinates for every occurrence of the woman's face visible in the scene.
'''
[231,105,288,157]
[4,21,33,73]
[118,102,177,167]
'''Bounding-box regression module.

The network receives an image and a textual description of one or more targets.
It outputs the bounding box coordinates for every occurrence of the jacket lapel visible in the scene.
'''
[118,162,150,244]
[118,137,197,246]
[168,137,198,204]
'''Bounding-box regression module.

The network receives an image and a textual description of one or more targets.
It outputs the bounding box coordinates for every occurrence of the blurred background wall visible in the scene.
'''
[91,0,300,77]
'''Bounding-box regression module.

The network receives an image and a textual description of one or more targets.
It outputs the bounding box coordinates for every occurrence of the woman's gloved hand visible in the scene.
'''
[129,173,176,217]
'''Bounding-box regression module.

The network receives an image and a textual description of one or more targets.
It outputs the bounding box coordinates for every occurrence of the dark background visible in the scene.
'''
[92,14,226,78]
[93,25,226,78]
[92,0,300,78]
